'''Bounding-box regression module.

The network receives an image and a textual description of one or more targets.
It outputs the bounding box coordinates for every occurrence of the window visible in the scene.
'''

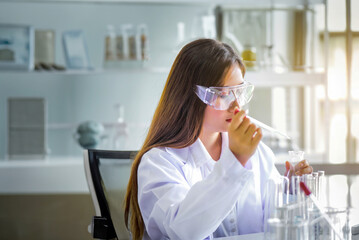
[324,0,359,163]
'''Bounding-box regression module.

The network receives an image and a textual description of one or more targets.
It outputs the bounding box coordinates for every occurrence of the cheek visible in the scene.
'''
[203,107,228,130]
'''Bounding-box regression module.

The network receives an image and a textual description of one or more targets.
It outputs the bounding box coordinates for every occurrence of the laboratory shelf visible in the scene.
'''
[0,67,170,76]
[246,71,326,87]
[0,0,324,6]
[0,69,325,87]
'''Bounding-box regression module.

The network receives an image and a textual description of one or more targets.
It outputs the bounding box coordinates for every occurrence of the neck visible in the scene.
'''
[199,130,222,161]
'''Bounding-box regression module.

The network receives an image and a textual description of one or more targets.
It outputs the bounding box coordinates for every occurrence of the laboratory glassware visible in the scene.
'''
[266,217,309,240]
[112,103,128,149]
[289,150,305,166]
[300,182,344,240]
[263,176,290,232]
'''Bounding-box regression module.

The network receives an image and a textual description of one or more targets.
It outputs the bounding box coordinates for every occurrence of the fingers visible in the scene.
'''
[284,161,291,177]
[228,109,262,164]
[230,111,262,143]
[285,161,291,171]
[251,128,262,145]
[237,117,251,135]
[295,166,313,176]
[284,159,314,177]
[229,109,246,131]
[294,160,310,172]
[245,122,257,135]
[291,160,312,176]
[284,161,295,178]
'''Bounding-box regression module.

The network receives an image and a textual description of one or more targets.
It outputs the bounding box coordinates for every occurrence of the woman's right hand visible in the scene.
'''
[228,108,262,166]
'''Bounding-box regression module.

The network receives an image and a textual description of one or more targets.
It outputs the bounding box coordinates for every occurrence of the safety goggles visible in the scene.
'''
[194,81,254,110]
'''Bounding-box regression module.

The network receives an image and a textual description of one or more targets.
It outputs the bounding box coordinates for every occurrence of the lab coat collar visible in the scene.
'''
[190,138,213,168]
[164,146,189,164]
[190,132,255,170]
[189,132,229,168]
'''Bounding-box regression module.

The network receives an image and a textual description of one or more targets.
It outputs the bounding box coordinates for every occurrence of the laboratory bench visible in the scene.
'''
[1,157,358,240]
[0,157,88,194]
[215,232,359,240]
[0,157,93,239]
[2,155,358,194]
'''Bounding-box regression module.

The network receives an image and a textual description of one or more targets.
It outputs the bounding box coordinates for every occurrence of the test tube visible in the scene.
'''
[290,176,301,201]
[305,174,315,209]
[290,176,307,221]
[300,182,344,240]
[312,172,319,198]
[302,174,319,240]
[317,171,325,206]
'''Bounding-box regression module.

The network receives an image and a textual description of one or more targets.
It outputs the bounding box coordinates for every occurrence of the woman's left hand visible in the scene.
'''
[284,160,313,178]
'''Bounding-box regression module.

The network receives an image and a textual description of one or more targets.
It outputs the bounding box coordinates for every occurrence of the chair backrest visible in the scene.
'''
[84,149,138,240]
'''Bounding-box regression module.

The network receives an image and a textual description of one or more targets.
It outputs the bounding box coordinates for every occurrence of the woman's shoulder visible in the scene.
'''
[141,145,190,168]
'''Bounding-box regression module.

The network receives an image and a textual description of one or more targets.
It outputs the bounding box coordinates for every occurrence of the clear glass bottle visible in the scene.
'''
[116,26,125,60]
[104,25,116,61]
[242,44,257,70]
[123,24,137,60]
[112,103,128,150]
[137,24,149,61]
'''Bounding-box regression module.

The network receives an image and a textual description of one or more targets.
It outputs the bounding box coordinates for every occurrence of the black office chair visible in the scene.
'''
[84,149,138,240]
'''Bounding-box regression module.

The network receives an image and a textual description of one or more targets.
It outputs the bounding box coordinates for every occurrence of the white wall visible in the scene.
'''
[0,2,214,159]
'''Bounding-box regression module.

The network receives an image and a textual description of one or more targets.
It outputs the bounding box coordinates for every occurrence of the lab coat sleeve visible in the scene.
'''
[138,148,254,240]
[259,142,281,178]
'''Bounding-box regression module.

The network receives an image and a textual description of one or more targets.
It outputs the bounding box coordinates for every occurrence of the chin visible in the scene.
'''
[219,125,229,132]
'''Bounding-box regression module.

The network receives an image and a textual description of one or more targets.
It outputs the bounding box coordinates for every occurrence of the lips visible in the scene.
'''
[226,119,232,123]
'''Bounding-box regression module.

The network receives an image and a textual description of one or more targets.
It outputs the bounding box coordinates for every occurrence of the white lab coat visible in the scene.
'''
[138,132,280,240]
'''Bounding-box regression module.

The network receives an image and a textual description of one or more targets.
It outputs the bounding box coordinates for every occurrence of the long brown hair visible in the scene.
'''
[124,38,245,239]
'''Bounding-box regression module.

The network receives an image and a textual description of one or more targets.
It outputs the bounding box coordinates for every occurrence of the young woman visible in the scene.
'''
[124,39,312,240]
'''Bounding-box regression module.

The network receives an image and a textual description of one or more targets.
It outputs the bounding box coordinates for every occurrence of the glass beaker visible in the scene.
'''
[289,150,305,166]
[263,176,289,232]
[266,218,309,240]
[308,207,348,240]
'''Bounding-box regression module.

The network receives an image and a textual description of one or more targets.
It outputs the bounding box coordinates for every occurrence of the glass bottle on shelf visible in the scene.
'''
[104,25,116,61]
[242,44,257,70]
[116,26,125,60]
[122,24,137,60]
[261,45,274,70]
[137,24,149,61]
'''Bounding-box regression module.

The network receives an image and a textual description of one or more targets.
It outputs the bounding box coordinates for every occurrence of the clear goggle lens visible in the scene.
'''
[194,82,254,110]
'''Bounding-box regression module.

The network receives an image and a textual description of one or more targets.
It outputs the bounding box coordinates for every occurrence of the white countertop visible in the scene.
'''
[0,157,89,194]
[214,233,264,240]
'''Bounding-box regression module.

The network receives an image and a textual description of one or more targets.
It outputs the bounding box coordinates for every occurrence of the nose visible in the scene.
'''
[228,100,240,112]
